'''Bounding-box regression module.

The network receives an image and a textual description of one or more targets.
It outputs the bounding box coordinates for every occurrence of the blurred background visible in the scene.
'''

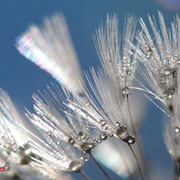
[0,0,179,179]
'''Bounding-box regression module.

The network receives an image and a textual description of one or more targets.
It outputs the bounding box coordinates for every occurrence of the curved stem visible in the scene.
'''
[127,143,145,180]
[126,95,149,180]
[79,169,91,180]
[174,161,180,180]
[89,151,112,180]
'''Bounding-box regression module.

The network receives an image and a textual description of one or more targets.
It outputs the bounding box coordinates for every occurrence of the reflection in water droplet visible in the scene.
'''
[100,133,108,140]
[127,136,135,144]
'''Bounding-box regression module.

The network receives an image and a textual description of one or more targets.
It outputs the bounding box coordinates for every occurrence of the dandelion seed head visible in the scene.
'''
[136,12,180,106]
[27,83,100,153]
[94,14,138,92]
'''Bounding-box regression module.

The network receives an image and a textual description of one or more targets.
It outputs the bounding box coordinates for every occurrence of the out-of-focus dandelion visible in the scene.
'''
[16,13,84,95]
[93,137,137,178]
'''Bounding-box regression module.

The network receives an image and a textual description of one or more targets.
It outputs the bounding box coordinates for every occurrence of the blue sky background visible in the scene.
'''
[0,0,179,179]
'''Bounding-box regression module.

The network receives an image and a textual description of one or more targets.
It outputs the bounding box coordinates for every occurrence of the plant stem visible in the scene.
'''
[174,160,180,180]
[126,95,149,180]
[89,151,112,180]
[79,169,91,180]
[127,143,145,180]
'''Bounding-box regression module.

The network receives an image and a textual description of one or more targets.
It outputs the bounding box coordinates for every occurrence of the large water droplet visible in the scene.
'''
[127,136,135,144]
[69,161,82,172]
[80,142,94,152]
[116,122,120,127]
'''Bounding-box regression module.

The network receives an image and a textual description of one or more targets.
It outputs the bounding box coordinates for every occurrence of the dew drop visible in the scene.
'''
[174,127,180,133]
[100,120,106,126]
[85,157,88,162]
[68,138,75,145]
[164,69,171,76]
[98,139,102,143]
[122,87,130,95]
[100,133,108,140]
[116,122,120,127]
[57,141,60,145]
[127,136,135,144]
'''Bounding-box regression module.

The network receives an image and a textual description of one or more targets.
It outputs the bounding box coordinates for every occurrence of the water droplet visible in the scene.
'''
[122,87,130,95]
[80,142,94,152]
[57,141,60,145]
[98,139,102,143]
[108,133,113,137]
[174,127,180,133]
[68,138,75,145]
[93,139,97,144]
[100,119,106,126]
[127,136,135,144]
[100,120,108,130]
[85,157,88,162]
[69,161,82,172]
[116,122,120,127]
[164,69,171,76]
[100,133,108,140]
[116,125,128,140]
